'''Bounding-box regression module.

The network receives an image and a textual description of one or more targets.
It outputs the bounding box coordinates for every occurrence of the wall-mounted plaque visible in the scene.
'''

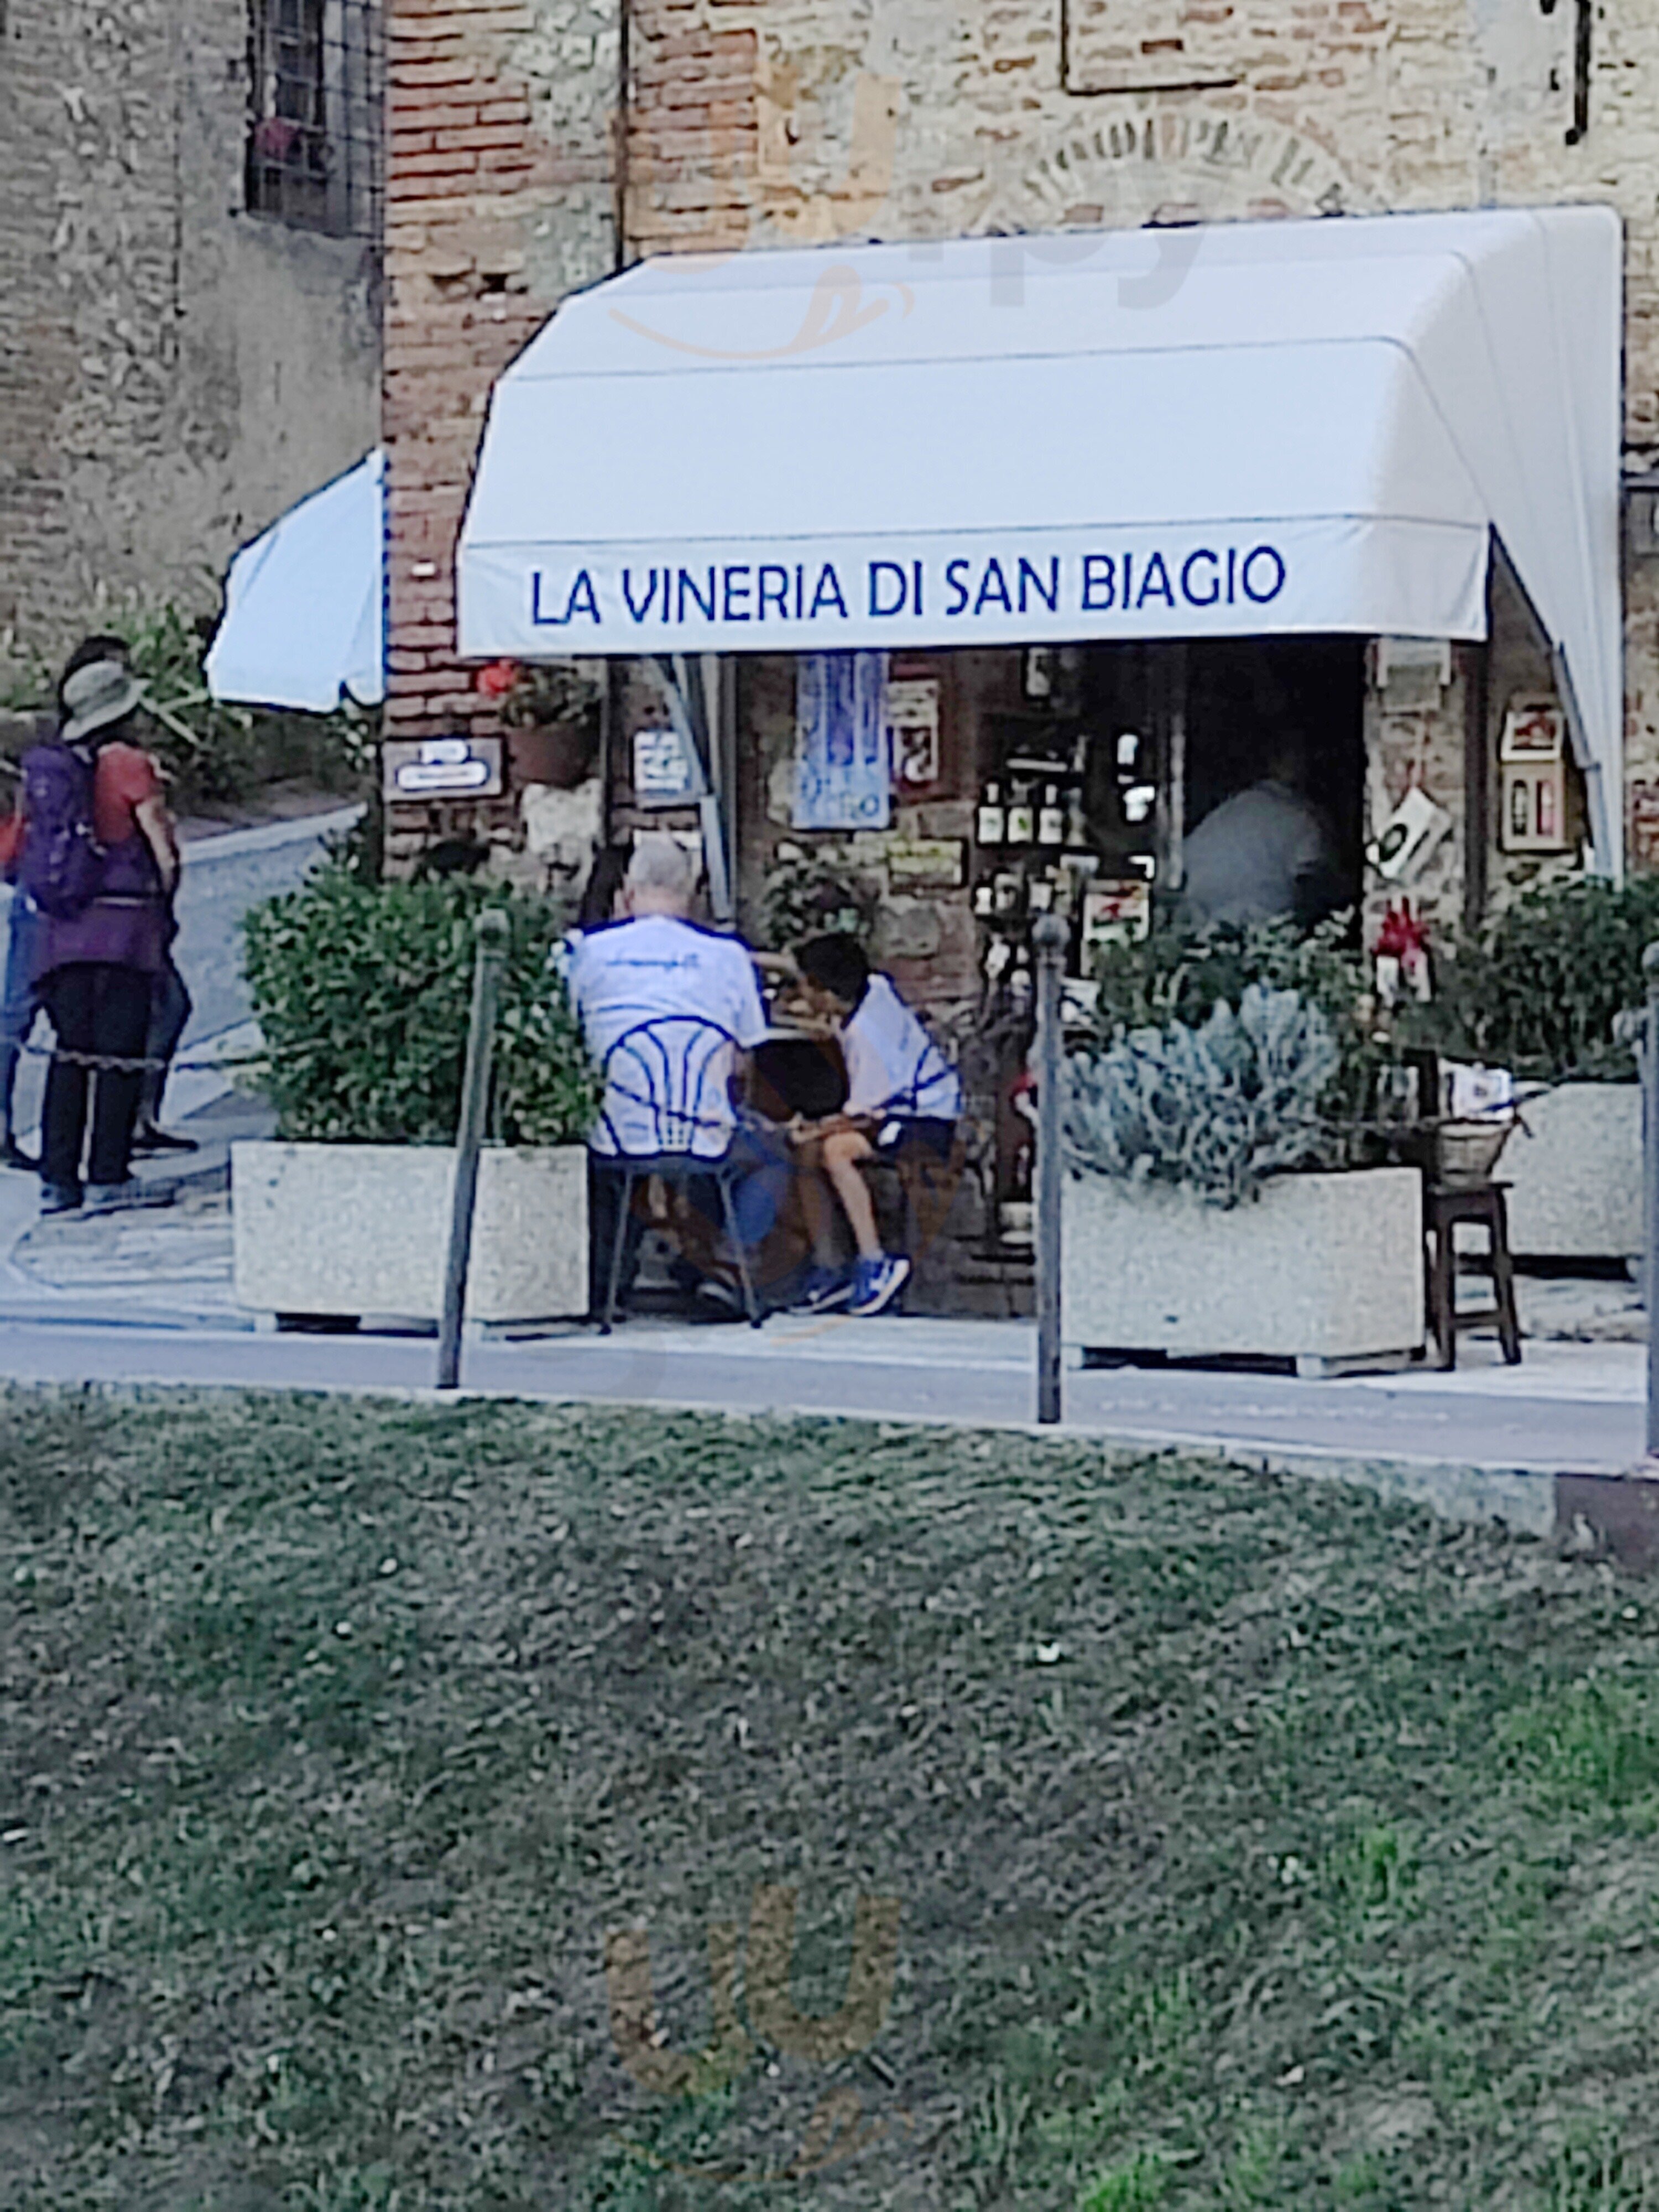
[886,836,965,888]
[383,735,504,801]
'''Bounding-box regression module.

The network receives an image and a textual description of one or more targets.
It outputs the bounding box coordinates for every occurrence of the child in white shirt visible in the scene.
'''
[786,934,962,1317]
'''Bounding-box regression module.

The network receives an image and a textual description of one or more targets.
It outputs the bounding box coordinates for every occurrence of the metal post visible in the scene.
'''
[1645,943,1659,1460]
[437,909,510,1392]
[1034,913,1068,1426]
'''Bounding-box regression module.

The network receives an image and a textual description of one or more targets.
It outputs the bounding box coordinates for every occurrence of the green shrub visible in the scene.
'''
[1415,876,1659,1083]
[242,869,600,1147]
[758,846,880,951]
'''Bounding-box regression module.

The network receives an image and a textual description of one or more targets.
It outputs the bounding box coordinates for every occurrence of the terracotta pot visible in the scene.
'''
[505,720,596,790]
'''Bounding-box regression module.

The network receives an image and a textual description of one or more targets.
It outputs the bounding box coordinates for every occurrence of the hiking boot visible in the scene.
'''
[847,1254,911,1317]
[130,1125,199,1159]
[83,1178,179,1217]
[38,1182,82,1217]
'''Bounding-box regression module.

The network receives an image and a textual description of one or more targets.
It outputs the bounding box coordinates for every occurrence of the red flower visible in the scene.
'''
[476,659,520,699]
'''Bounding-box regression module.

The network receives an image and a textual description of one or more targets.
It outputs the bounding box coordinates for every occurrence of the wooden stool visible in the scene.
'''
[1425,1182,1522,1371]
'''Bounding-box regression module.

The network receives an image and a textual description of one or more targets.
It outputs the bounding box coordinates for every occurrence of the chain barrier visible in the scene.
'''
[17,1039,291,1076]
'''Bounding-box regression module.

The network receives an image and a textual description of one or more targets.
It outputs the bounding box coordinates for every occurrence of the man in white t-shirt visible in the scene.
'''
[786,933,963,1318]
[1181,736,1341,930]
[567,836,779,1317]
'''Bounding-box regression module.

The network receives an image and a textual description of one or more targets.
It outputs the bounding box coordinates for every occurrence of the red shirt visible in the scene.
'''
[90,741,162,846]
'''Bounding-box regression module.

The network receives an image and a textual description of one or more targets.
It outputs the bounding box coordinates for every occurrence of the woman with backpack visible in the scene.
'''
[10,652,181,1216]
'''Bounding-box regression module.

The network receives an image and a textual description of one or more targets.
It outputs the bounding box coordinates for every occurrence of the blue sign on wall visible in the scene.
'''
[794,651,891,831]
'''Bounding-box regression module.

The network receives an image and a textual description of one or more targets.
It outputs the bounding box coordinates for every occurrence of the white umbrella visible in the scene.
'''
[206,450,385,712]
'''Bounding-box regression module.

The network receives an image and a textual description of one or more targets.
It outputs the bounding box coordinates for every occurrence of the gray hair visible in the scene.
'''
[625,834,696,901]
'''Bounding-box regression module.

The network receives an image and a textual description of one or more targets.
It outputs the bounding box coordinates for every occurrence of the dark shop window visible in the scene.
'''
[246,0,384,240]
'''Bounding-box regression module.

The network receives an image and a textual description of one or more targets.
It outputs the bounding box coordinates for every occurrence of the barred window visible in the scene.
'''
[246,0,384,239]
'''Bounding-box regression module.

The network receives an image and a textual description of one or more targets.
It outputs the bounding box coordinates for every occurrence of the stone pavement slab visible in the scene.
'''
[0,1088,267,1330]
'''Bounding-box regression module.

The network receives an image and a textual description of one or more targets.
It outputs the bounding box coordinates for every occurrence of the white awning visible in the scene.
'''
[457,207,1623,863]
[206,450,385,712]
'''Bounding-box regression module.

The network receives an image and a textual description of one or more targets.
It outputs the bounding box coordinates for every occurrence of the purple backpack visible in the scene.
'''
[16,739,107,920]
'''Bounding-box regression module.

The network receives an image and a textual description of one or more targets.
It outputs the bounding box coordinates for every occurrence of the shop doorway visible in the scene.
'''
[1182,637,1368,919]
[1058,636,1366,930]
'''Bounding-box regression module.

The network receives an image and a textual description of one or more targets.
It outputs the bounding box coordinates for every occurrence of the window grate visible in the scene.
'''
[246,0,384,240]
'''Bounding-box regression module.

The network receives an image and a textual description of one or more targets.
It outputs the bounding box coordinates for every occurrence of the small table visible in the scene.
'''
[748,1027,847,1123]
[1425,1181,1522,1371]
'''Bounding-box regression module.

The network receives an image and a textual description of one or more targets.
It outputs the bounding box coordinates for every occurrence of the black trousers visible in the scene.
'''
[39,963,152,1191]
[139,959,192,1123]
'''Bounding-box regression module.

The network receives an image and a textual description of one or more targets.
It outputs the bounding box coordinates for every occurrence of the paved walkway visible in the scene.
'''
[1,1146,1653,1546]
[2,1052,1655,1561]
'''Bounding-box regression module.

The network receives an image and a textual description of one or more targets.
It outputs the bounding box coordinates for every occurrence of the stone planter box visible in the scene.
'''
[1062,1167,1424,1369]
[232,1142,587,1325]
[1503,1083,1641,1262]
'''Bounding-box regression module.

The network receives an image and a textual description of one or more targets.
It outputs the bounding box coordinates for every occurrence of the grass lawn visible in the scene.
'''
[3,1389,1659,2209]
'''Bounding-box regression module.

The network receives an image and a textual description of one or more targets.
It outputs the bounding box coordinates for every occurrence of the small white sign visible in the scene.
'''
[395,759,491,794]
[634,723,700,803]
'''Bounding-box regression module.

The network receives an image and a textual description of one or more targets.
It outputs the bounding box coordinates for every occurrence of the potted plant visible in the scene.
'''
[233,868,601,1327]
[759,845,880,950]
[1411,878,1659,1262]
[480,659,603,790]
[1063,938,1423,1370]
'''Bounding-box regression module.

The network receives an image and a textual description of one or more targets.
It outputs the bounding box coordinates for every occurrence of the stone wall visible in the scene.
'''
[0,0,382,669]
[380,0,1659,873]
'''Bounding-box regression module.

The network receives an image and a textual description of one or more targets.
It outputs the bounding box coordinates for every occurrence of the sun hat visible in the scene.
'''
[60,658,145,743]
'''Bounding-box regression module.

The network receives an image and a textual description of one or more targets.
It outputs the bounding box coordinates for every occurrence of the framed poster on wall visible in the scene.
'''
[885,675,942,788]
[794,651,891,830]
[1499,700,1570,854]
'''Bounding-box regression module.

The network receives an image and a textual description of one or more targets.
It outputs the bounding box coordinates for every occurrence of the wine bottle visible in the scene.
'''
[977,781,1005,846]
[1038,783,1065,845]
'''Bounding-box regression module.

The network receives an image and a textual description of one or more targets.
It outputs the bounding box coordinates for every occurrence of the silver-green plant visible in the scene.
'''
[1063,985,1341,1209]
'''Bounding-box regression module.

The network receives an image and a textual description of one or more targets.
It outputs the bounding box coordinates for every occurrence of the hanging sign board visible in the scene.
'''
[383,736,503,801]
[1368,785,1452,882]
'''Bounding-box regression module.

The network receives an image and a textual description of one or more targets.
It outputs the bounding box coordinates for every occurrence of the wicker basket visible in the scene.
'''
[1432,1118,1515,1188]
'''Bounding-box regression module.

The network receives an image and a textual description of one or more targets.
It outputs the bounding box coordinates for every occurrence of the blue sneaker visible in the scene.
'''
[794,1263,854,1313]
[847,1254,911,1317]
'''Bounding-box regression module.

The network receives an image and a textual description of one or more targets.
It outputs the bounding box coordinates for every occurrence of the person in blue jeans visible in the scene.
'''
[1,714,53,1172]
[0,879,45,1172]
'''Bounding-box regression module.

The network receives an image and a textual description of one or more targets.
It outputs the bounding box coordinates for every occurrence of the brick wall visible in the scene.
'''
[0,0,380,670]
[382,0,1659,865]
[380,0,618,866]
